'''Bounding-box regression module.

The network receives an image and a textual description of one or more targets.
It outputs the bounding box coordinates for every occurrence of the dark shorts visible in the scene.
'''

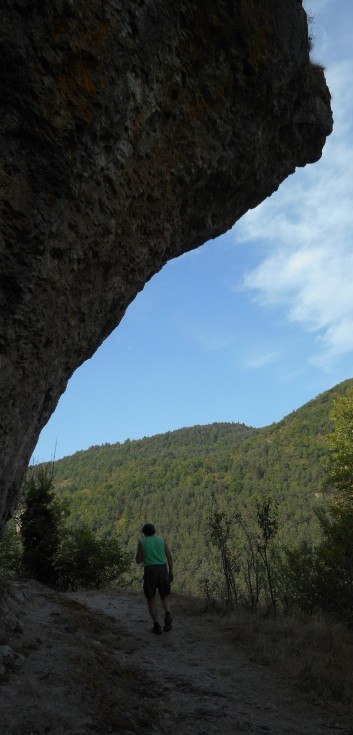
[143,564,171,599]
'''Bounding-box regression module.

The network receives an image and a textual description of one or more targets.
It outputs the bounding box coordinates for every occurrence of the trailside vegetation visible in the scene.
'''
[21,464,62,586]
[279,386,353,625]
[207,385,353,624]
[3,378,353,610]
[13,464,130,590]
[34,378,349,599]
[206,493,280,612]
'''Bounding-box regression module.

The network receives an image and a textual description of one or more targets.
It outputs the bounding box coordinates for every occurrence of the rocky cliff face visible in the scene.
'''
[0,0,332,532]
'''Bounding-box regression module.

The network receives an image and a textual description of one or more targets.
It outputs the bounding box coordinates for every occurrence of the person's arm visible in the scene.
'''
[135,539,143,564]
[165,541,173,581]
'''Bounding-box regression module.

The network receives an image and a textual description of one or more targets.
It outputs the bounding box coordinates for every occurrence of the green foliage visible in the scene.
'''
[327,386,353,501]
[20,465,62,585]
[31,379,353,598]
[208,495,280,612]
[209,503,238,608]
[256,497,279,546]
[280,385,353,624]
[54,528,131,591]
[256,497,279,609]
[232,509,261,609]
[315,504,353,623]
[19,464,129,591]
[277,541,318,614]
[0,519,23,578]
[280,506,353,624]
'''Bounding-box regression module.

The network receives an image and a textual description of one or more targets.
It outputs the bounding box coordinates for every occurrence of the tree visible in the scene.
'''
[281,388,353,623]
[209,501,238,609]
[280,506,353,623]
[233,510,261,609]
[256,496,279,611]
[20,464,62,586]
[0,518,23,578]
[19,463,131,591]
[327,386,353,502]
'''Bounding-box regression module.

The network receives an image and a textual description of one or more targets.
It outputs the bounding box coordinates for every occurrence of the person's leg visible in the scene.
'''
[144,567,162,633]
[160,595,170,614]
[157,566,173,631]
[161,595,172,631]
[161,595,173,633]
[158,566,171,611]
[147,595,158,623]
[148,596,162,634]
[144,567,158,620]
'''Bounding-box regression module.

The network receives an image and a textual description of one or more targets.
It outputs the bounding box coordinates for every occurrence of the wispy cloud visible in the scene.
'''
[181,319,237,352]
[242,351,281,369]
[235,59,353,367]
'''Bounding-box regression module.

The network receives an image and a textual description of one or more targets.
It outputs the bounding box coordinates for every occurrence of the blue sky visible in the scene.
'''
[33,0,353,463]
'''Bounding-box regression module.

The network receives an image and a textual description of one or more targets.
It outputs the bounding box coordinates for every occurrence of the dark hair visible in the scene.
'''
[142,523,155,536]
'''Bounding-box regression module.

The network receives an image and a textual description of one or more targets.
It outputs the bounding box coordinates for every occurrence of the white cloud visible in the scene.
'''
[235,58,353,367]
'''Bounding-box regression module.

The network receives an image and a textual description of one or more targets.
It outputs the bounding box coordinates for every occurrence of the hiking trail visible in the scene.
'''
[0,580,350,734]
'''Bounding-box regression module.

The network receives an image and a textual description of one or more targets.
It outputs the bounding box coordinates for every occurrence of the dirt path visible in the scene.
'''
[0,580,351,735]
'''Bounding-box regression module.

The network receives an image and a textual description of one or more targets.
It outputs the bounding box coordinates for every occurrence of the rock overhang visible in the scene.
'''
[0,0,332,532]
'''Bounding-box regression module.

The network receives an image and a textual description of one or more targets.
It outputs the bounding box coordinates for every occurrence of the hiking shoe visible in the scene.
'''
[164,612,172,632]
[152,622,162,635]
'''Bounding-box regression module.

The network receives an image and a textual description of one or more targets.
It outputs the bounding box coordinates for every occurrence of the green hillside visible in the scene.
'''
[51,379,353,594]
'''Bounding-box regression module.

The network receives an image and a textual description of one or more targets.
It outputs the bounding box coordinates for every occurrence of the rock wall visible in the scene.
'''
[0,0,332,532]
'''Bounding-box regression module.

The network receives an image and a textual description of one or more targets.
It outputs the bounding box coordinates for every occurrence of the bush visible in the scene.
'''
[0,519,23,578]
[279,541,320,614]
[281,505,353,624]
[19,465,130,591]
[54,527,130,590]
[20,465,62,586]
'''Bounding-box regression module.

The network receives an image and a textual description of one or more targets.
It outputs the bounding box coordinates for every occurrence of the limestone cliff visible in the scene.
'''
[0,0,332,532]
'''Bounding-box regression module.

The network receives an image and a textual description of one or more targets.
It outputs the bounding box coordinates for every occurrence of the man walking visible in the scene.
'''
[136,523,173,634]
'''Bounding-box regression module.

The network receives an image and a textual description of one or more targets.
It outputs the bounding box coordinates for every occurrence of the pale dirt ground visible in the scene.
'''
[0,579,352,735]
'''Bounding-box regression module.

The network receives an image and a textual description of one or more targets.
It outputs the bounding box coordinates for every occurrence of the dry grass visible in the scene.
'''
[173,594,353,720]
[223,611,353,719]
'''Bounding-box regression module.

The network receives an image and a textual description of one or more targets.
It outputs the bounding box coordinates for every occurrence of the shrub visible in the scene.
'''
[0,519,23,578]
[54,527,130,590]
[19,464,130,591]
[20,465,62,586]
[280,504,353,624]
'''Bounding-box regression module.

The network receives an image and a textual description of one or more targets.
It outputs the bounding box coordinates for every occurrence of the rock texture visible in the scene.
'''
[0,0,332,532]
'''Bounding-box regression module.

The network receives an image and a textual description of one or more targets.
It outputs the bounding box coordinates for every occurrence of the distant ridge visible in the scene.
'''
[63,421,258,460]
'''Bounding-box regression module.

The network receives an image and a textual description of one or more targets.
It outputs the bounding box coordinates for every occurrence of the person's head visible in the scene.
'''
[142,523,156,536]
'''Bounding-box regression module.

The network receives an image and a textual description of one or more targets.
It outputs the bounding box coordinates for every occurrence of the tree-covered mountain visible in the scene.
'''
[51,379,353,594]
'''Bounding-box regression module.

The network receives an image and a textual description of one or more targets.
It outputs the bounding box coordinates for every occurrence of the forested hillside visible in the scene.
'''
[51,379,353,594]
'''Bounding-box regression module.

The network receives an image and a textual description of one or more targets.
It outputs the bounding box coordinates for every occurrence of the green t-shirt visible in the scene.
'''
[140,534,166,567]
